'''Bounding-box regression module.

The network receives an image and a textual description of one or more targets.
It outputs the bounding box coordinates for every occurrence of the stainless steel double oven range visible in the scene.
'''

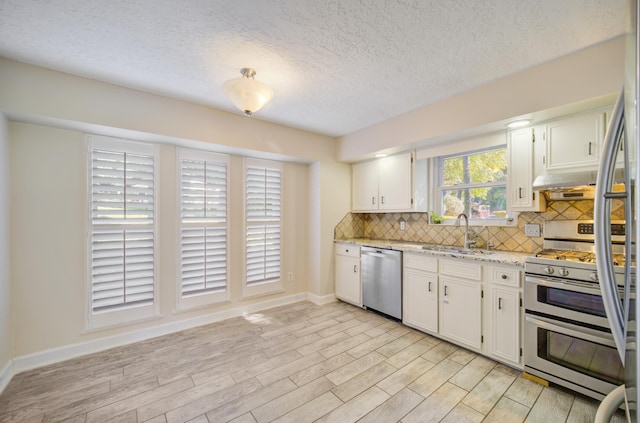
[524,220,629,400]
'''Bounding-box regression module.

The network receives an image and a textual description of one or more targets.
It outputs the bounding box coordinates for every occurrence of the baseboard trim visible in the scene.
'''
[307,292,337,305]
[0,360,14,394]
[0,360,14,395]
[12,292,309,375]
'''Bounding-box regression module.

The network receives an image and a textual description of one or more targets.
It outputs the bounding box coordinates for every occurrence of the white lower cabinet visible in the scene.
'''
[438,260,483,351]
[334,243,361,306]
[403,254,483,352]
[403,255,438,333]
[402,252,523,368]
[486,265,522,367]
[439,276,482,350]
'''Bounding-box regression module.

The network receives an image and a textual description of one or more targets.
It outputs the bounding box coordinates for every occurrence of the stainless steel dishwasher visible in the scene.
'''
[361,247,402,319]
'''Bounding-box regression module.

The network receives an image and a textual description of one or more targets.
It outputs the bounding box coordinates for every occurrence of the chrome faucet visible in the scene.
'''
[455,213,476,249]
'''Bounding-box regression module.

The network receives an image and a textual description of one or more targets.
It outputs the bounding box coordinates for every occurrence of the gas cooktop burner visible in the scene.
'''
[534,249,626,266]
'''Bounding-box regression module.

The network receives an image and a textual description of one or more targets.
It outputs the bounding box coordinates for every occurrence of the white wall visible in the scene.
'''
[0,58,351,365]
[0,113,12,387]
[338,36,626,161]
[8,122,313,358]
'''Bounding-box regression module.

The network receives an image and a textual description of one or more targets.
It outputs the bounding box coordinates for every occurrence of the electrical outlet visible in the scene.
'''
[400,221,406,230]
[287,272,293,282]
[524,224,541,237]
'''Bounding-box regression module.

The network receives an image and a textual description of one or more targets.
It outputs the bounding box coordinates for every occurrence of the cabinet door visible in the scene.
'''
[335,255,361,306]
[508,128,545,211]
[491,287,520,364]
[439,276,482,350]
[403,268,438,333]
[545,112,605,171]
[352,160,379,211]
[378,153,412,210]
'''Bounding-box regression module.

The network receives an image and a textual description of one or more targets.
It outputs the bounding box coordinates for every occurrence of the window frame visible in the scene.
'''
[176,148,230,311]
[85,134,159,330]
[434,145,516,226]
[242,157,283,298]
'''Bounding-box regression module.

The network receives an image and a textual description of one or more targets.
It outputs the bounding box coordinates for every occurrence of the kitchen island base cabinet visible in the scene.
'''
[334,243,361,307]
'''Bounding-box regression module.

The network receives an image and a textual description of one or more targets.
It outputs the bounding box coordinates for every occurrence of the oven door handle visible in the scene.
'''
[525,275,603,294]
[525,314,617,348]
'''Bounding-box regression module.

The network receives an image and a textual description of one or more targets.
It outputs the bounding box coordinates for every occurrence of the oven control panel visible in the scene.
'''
[577,222,625,236]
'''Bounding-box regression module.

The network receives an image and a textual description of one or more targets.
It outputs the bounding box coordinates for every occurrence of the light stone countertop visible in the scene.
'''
[336,238,532,267]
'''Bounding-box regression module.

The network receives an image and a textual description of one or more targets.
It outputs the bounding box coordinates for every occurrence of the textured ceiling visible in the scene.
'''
[0,0,629,137]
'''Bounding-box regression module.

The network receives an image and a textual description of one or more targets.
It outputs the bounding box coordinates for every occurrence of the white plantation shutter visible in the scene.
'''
[246,224,281,283]
[180,158,227,223]
[178,150,229,305]
[92,149,154,224]
[91,229,154,312]
[246,167,281,221]
[88,136,157,324]
[244,159,282,289]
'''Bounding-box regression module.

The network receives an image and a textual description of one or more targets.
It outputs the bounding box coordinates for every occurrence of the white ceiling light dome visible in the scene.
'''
[223,68,273,116]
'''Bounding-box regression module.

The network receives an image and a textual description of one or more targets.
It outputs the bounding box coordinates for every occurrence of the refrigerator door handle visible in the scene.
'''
[594,87,627,363]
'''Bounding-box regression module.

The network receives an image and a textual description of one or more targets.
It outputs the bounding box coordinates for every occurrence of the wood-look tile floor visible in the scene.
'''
[0,301,629,423]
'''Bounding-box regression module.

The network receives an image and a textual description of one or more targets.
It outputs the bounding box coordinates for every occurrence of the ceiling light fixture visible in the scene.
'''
[374,153,388,158]
[223,68,273,116]
[506,119,532,128]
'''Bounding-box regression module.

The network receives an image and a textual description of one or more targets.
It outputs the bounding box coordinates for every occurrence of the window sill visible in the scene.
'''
[437,214,518,227]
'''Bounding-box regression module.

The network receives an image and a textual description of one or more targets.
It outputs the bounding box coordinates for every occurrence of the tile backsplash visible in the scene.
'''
[334,199,625,253]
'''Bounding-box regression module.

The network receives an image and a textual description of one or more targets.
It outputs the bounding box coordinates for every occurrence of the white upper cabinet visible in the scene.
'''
[544,110,606,172]
[507,127,546,212]
[352,152,420,212]
[378,154,413,210]
[352,160,379,211]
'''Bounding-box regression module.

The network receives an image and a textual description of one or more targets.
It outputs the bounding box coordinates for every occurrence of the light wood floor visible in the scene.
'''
[0,301,628,423]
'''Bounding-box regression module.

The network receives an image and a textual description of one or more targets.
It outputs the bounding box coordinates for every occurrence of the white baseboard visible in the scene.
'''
[307,292,337,305]
[0,360,13,395]
[12,292,308,375]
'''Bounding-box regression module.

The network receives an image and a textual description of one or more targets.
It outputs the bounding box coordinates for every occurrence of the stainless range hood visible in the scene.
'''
[532,170,624,200]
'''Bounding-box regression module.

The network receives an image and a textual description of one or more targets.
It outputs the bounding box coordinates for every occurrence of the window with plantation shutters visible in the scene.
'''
[178,149,229,308]
[244,158,283,296]
[87,135,157,328]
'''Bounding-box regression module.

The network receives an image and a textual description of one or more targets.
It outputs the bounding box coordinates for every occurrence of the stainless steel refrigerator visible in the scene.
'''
[595,1,639,421]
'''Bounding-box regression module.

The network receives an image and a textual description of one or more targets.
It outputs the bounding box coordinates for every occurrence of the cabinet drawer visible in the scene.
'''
[439,259,482,281]
[404,253,438,272]
[491,267,520,288]
[335,243,360,257]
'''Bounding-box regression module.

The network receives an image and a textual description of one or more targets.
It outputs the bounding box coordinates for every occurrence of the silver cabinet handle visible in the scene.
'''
[381,196,385,204]
[518,187,522,199]
[353,265,357,273]
[588,141,592,155]
[498,297,503,310]
[444,285,448,296]
[428,281,432,292]
[371,196,375,205]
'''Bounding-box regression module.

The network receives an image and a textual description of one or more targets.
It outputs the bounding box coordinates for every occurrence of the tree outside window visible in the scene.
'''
[439,147,507,219]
